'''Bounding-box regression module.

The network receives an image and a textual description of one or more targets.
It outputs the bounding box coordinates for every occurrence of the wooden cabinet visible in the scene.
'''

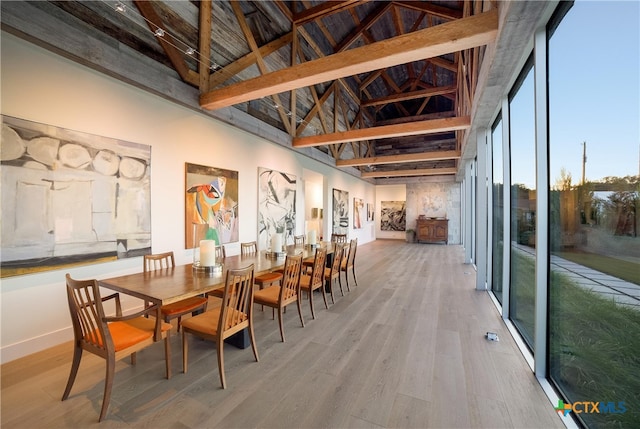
[416,218,448,244]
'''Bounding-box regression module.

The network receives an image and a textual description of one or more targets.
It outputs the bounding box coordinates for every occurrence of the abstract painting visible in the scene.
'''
[367,203,374,221]
[380,201,406,231]
[353,197,364,229]
[1,115,151,277]
[332,188,349,234]
[185,162,239,248]
[258,167,297,251]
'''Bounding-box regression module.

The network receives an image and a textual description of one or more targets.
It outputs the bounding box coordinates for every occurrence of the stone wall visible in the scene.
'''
[406,181,461,245]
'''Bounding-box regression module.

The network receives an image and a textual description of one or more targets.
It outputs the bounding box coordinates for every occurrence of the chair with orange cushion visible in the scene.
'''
[325,242,346,302]
[253,254,304,342]
[240,241,283,308]
[181,264,259,388]
[341,239,359,291]
[62,274,172,422]
[215,244,226,260]
[144,251,208,332]
[294,235,306,246]
[299,247,328,319]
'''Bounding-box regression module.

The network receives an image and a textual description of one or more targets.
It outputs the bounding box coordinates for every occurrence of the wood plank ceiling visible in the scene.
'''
[3,1,498,181]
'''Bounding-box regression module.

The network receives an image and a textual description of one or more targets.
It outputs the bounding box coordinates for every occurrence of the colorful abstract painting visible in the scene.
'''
[353,197,364,229]
[258,167,297,251]
[381,201,406,231]
[332,188,349,234]
[185,162,239,247]
[1,115,151,277]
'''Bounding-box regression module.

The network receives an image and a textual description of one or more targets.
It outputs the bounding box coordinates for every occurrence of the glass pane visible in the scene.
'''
[548,2,640,427]
[492,119,504,303]
[509,66,536,350]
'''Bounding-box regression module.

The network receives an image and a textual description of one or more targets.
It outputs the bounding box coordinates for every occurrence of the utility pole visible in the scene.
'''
[581,141,587,185]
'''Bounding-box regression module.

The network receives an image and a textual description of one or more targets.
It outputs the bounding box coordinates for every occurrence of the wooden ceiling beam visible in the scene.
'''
[361,167,458,178]
[393,1,463,20]
[198,1,212,92]
[293,116,470,148]
[133,0,199,86]
[337,150,461,167]
[208,32,292,88]
[293,0,365,25]
[200,10,498,110]
[335,2,393,52]
[361,85,457,107]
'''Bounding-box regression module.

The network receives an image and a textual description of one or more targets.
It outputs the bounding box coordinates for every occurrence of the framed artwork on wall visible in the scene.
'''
[353,197,364,229]
[258,167,296,251]
[0,115,151,278]
[332,188,349,234]
[380,200,406,231]
[185,162,239,248]
[367,203,374,221]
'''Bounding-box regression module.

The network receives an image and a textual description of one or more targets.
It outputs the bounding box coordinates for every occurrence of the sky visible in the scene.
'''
[510,0,640,189]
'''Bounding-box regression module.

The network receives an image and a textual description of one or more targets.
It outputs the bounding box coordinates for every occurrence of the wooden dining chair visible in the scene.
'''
[331,233,348,243]
[299,247,328,319]
[62,274,172,422]
[144,251,208,332]
[181,264,259,389]
[294,234,306,246]
[253,254,304,342]
[240,241,283,304]
[240,241,257,256]
[215,244,226,260]
[341,239,359,291]
[325,243,346,302]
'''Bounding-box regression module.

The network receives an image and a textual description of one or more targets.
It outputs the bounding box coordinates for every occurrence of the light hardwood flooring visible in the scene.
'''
[1,240,565,428]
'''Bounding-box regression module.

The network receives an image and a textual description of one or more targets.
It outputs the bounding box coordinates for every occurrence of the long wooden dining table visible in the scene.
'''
[98,242,334,347]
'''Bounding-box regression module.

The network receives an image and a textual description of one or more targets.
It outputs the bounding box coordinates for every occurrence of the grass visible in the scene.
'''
[509,250,640,427]
[555,250,640,285]
[549,270,640,428]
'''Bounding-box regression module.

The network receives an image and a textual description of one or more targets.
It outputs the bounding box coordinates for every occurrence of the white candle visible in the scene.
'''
[271,234,283,252]
[307,229,317,245]
[200,240,216,266]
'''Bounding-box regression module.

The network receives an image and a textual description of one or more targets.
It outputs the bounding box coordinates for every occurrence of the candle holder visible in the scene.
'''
[192,262,223,276]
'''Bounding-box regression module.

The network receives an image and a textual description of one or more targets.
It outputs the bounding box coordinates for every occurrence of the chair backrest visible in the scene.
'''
[240,241,257,256]
[219,264,255,337]
[216,245,226,260]
[346,239,357,267]
[279,254,303,302]
[65,274,113,353]
[294,235,305,246]
[331,233,347,243]
[143,251,175,272]
[309,247,327,288]
[329,243,345,277]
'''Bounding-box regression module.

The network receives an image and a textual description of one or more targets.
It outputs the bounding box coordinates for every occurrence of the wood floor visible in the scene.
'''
[1,240,565,428]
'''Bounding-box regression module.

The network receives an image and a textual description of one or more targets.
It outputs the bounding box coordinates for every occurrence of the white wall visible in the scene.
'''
[0,33,375,363]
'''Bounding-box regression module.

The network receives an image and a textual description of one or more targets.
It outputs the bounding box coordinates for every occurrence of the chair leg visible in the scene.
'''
[309,287,316,319]
[249,318,259,362]
[296,298,305,328]
[352,266,358,286]
[329,279,335,304]
[182,330,189,373]
[217,336,226,389]
[130,351,137,366]
[338,275,344,296]
[62,345,82,401]
[176,316,182,332]
[164,333,172,379]
[277,306,286,342]
[99,356,116,422]
[320,285,329,309]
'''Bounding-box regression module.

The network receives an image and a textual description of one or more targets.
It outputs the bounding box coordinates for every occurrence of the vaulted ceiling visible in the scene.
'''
[1,1,500,182]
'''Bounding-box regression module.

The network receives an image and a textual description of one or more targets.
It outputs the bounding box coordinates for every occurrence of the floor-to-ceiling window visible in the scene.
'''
[491,117,504,304]
[548,2,640,426]
[508,60,536,350]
